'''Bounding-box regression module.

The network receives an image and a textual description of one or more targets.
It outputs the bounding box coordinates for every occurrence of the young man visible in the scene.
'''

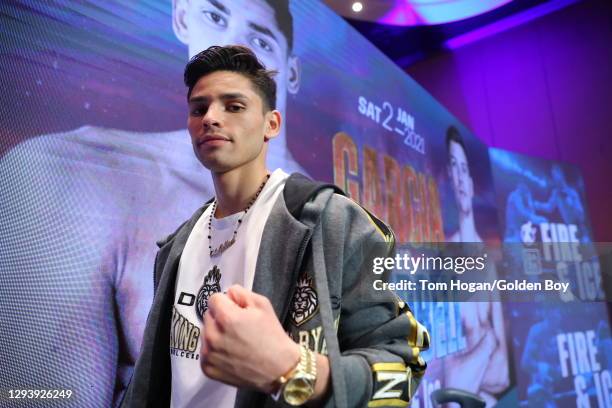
[443,126,510,405]
[0,1,304,405]
[446,126,483,243]
[121,45,428,407]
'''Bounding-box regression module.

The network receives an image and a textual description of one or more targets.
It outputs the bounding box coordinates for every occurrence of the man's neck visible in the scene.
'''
[267,129,289,158]
[212,163,270,218]
[267,129,307,175]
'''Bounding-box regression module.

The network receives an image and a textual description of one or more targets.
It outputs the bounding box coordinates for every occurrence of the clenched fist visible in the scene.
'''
[200,284,301,393]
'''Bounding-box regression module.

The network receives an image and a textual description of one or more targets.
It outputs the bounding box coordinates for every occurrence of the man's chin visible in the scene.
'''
[196,156,229,173]
[196,151,265,175]
[203,163,232,174]
[200,160,246,176]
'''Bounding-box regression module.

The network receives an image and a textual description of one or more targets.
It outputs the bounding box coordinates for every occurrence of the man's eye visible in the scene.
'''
[227,105,244,112]
[202,10,228,28]
[190,108,204,116]
[251,37,273,53]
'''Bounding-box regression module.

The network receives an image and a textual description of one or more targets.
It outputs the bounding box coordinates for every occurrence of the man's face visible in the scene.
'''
[174,0,299,130]
[187,70,280,173]
[448,140,474,215]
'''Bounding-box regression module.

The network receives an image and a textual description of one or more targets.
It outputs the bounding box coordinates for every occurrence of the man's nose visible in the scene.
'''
[457,175,465,187]
[202,105,222,129]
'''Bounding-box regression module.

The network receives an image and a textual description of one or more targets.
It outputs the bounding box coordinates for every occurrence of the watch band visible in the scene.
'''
[272,344,317,405]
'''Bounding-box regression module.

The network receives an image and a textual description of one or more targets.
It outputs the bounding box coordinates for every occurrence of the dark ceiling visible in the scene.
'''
[339,0,556,68]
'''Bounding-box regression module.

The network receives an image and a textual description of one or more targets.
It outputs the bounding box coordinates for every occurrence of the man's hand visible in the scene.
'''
[200,284,300,393]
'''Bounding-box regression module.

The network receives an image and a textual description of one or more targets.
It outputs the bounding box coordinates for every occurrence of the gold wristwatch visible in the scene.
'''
[276,344,317,406]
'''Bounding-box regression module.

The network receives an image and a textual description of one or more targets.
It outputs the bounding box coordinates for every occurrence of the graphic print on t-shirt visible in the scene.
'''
[170,306,200,360]
[196,265,222,321]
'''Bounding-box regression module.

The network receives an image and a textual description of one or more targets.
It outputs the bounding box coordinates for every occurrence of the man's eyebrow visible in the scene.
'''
[248,22,278,43]
[188,96,209,104]
[220,92,249,101]
[189,93,249,103]
[207,0,230,15]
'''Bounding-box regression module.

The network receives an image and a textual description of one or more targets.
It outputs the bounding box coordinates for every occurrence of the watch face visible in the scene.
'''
[284,378,315,406]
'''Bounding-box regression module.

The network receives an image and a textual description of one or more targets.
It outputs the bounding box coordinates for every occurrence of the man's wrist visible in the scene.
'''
[271,342,322,405]
[269,340,301,395]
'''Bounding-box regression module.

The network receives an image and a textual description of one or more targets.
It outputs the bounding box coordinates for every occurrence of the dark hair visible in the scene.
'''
[264,0,293,51]
[446,125,468,162]
[184,45,277,111]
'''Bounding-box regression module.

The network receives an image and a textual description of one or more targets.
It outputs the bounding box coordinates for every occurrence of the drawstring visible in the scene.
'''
[311,223,347,408]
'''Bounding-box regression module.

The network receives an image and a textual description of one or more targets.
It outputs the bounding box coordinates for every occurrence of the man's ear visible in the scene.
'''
[172,0,189,45]
[286,55,300,95]
[264,110,282,142]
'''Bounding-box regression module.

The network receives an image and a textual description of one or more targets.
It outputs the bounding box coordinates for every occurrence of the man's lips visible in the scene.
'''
[197,135,230,146]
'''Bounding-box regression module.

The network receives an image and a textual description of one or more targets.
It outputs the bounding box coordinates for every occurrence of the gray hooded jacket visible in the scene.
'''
[121,174,429,408]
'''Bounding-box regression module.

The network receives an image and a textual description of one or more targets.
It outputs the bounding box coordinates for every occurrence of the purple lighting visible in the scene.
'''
[445,0,581,49]
[378,0,513,26]
[379,0,419,26]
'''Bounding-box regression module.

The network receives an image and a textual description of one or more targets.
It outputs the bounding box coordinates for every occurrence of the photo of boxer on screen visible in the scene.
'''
[445,125,483,243]
[441,126,510,406]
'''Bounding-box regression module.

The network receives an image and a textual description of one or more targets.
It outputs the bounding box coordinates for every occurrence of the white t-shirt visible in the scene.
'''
[170,169,289,408]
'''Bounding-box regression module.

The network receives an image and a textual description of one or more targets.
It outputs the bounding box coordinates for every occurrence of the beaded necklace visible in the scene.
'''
[208,173,271,257]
